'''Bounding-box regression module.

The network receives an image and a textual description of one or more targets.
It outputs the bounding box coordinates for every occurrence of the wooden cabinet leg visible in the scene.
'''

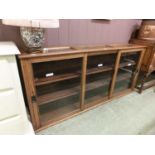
[139,72,150,93]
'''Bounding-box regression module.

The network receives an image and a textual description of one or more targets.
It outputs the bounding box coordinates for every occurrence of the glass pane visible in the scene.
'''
[114,51,140,94]
[85,53,117,105]
[32,58,82,125]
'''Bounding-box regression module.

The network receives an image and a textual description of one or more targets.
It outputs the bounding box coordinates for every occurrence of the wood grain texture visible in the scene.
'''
[131,49,145,90]
[18,44,145,131]
[80,55,87,110]
[109,51,121,98]
[20,59,41,129]
[19,44,145,60]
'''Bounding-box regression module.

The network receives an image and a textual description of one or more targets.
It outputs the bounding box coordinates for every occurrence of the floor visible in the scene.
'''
[37,87,155,135]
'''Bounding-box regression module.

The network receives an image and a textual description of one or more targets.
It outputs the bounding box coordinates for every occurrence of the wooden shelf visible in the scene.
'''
[35,66,113,86]
[86,66,113,75]
[35,72,79,86]
[35,60,135,86]
[40,103,80,125]
[37,72,131,105]
[38,86,79,105]
[40,94,108,125]
[38,76,110,105]
[119,61,136,68]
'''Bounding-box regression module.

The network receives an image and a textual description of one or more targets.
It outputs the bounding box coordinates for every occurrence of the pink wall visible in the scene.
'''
[0,19,141,48]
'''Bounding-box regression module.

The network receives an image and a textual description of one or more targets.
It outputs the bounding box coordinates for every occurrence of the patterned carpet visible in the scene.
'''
[38,87,155,135]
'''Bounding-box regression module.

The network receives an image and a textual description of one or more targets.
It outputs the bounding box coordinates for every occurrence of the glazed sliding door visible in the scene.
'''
[84,52,117,107]
[32,56,83,126]
[113,49,144,95]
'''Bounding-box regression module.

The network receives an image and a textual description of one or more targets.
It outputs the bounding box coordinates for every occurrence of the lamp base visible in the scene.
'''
[20,27,45,52]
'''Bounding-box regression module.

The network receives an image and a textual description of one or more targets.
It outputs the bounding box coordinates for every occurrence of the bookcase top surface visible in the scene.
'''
[19,44,146,59]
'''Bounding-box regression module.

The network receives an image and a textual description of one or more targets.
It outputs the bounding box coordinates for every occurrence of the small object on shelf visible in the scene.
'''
[45,72,54,77]
[43,48,48,53]
[97,63,103,67]
[127,63,132,66]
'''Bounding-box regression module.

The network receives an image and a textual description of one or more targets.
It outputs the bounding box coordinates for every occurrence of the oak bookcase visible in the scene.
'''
[18,44,146,131]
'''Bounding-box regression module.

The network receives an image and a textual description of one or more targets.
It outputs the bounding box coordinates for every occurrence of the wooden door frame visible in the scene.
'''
[109,48,145,98]
[109,50,121,98]
[80,54,87,110]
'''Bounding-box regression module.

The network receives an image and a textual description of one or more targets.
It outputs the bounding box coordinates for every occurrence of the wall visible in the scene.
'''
[0,19,141,48]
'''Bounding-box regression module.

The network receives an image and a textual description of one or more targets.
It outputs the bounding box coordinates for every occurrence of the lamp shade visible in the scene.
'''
[2,19,59,28]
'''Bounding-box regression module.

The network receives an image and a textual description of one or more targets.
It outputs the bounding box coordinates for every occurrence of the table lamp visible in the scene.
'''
[2,19,59,52]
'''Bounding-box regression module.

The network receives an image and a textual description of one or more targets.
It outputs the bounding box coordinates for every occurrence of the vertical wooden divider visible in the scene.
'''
[131,49,145,90]
[109,51,121,98]
[80,54,87,110]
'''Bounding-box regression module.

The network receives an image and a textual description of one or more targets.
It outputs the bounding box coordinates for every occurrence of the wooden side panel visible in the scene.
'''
[142,47,153,71]
[131,49,145,90]
[149,51,155,71]
[20,59,41,130]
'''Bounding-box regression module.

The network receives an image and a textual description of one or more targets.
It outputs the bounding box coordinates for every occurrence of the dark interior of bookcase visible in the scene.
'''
[114,51,140,94]
[32,52,140,125]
